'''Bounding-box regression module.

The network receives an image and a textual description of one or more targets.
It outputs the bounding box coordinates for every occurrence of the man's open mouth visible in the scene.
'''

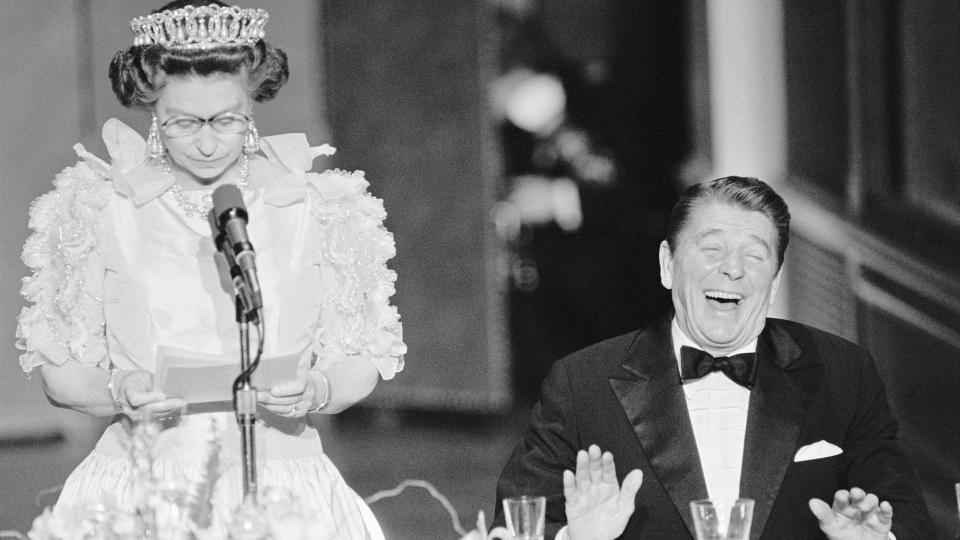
[705,290,743,306]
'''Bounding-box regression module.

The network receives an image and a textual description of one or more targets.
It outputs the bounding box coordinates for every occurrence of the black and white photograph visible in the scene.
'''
[0,1,957,539]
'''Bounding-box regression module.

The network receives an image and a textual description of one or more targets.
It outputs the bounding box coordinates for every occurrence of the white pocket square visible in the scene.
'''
[793,440,843,462]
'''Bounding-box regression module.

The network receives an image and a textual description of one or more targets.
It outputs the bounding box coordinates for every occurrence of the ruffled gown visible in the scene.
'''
[16,119,406,538]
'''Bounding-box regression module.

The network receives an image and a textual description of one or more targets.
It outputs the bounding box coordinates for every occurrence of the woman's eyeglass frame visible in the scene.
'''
[159,112,251,137]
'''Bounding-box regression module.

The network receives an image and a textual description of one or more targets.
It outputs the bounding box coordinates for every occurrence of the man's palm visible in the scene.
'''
[809,488,893,540]
[565,445,643,540]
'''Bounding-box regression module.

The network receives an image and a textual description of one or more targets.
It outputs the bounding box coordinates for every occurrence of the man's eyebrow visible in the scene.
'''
[746,234,772,252]
[694,229,772,251]
[694,228,723,242]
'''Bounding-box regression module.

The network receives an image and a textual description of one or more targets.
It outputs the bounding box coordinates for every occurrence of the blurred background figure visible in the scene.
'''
[491,0,687,402]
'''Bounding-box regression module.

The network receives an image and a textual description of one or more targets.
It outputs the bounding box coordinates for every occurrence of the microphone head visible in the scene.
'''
[212,184,248,227]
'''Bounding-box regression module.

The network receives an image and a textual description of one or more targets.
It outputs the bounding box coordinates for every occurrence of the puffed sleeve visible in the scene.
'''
[16,157,113,373]
[259,133,406,380]
[304,167,406,380]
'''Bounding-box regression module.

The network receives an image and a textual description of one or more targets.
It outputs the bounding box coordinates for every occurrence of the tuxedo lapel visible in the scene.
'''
[740,322,821,539]
[610,317,706,537]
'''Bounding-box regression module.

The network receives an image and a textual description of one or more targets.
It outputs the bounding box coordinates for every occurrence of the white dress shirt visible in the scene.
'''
[672,320,755,507]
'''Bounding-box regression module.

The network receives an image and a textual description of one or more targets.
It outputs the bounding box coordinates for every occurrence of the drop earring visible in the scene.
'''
[243,119,260,154]
[147,113,165,161]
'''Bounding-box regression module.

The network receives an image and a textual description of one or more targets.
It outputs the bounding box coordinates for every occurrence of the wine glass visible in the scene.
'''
[954,482,959,540]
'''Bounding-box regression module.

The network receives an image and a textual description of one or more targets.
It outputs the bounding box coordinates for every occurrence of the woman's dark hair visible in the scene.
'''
[665,176,791,269]
[109,0,289,109]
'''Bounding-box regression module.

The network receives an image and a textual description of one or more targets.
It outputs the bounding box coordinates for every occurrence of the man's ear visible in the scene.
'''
[658,240,673,289]
[769,268,783,305]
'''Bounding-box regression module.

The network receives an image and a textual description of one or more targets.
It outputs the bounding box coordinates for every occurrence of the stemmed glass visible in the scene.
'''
[954,482,959,540]
[690,498,754,540]
[502,496,546,540]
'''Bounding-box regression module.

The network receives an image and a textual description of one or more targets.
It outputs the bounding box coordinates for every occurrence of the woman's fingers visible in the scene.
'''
[260,400,308,418]
[123,381,182,410]
[268,376,310,398]
[256,391,301,406]
[124,389,168,407]
[137,398,187,414]
[254,376,314,416]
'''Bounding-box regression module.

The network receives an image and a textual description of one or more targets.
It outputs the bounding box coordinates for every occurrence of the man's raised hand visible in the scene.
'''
[564,445,643,540]
[809,487,893,540]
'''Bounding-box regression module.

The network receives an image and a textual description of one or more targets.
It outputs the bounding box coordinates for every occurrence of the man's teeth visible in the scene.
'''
[705,291,742,304]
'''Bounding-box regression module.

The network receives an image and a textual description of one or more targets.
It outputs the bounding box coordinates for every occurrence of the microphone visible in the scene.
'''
[207,209,247,303]
[211,184,262,314]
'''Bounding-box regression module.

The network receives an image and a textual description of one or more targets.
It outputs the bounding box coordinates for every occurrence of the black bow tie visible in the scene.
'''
[679,346,757,389]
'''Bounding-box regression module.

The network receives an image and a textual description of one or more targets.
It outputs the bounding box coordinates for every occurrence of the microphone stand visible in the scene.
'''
[208,195,264,504]
[233,298,259,502]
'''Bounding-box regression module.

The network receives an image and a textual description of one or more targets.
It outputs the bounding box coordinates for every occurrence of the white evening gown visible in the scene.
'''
[17,119,405,538]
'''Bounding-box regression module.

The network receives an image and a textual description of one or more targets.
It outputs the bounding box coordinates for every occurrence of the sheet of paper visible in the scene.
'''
[154,346,302,404]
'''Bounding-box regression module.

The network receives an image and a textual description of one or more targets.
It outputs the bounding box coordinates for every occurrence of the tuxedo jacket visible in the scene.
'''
[496,315,933,539]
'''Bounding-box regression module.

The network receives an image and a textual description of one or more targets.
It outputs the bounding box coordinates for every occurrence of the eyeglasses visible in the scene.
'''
[160,112,251,137]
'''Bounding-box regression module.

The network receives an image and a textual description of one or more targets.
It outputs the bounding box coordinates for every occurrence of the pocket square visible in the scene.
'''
[794,440,843,462]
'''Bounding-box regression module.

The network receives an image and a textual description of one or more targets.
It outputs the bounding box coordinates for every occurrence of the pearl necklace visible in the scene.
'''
[160,153,250,219]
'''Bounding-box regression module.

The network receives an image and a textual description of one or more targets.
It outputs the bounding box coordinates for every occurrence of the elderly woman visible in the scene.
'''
[16,1,404,535]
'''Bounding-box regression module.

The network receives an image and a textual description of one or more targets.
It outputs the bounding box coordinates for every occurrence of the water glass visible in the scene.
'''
[955,482,959,534]
[690,498,754,540]
[502,495,545,540]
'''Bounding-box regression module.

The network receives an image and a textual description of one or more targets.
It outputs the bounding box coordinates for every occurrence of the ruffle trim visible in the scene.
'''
[16,161,113,373]
[305,169,406,380]
[259,134,405,381]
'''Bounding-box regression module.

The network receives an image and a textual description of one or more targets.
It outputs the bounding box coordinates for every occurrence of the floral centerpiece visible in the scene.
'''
[4,415,501,540]
[23,416,336,540]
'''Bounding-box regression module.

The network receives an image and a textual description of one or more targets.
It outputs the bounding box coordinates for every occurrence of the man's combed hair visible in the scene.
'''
[665,176,791,269]
[108,0,289,109]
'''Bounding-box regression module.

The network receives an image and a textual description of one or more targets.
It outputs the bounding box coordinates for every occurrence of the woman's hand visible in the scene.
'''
[116,369,186,419]
[257,371,327,418]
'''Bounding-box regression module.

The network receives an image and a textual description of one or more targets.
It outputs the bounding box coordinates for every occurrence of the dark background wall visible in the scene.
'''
[323,1,511,412]
[774,1,960,536]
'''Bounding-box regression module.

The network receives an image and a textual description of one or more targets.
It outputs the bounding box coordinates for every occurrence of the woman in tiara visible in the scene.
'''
[16,0,404,535]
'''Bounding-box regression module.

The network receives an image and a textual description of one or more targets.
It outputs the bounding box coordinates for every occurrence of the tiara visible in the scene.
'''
[130,4,269,50]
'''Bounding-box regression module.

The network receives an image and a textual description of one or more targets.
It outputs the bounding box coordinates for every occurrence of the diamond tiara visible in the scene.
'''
[131,4,269,50]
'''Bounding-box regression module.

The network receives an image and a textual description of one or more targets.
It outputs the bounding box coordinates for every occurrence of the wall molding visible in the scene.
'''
[783,183,960,348]
[855,282,960,351]
[784,185,960,303]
